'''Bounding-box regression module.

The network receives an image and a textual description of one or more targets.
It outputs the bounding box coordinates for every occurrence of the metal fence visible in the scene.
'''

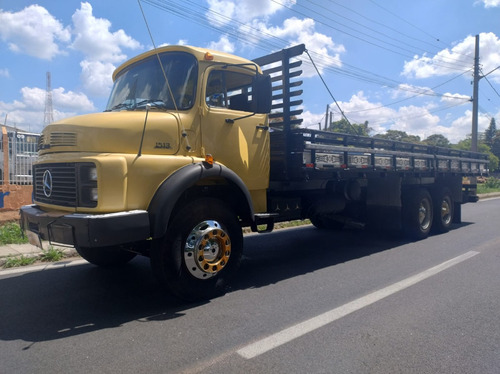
[0,130,39,185]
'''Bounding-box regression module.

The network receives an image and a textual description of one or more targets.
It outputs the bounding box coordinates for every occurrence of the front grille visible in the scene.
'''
[33,163,97,207]
[34,163,78,207]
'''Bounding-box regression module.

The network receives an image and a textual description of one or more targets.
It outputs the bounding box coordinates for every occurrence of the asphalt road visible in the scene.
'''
[1,198,500,373]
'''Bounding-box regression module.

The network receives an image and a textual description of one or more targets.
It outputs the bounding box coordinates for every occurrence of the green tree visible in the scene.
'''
[484,117,497,147]
[454,138,499,171]
[375,130,421,143]
[328,119,371,136]
[423,134,451,148]
[490,132,500,164]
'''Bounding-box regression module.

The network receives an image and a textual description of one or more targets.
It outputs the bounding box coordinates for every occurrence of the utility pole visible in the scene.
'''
[44,72,54,127]
[324,104,329,131]
[471,34,480,152]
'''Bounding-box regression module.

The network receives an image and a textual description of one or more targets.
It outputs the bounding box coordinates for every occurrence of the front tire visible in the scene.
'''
[310,213,344,230]
[76,246,137,267]
[151,198,243,301]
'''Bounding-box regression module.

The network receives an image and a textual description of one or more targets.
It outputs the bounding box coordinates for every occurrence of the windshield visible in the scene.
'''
[105,51,198,112]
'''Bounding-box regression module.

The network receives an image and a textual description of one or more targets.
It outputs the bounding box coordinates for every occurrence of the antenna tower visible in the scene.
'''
[44,71,54,126]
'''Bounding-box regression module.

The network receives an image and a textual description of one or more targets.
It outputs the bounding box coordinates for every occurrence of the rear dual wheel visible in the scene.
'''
[402,187,454,240]
[310,213,344,230]
[432,188,454,234]
[151,198,243,301]
[402,188,433,240]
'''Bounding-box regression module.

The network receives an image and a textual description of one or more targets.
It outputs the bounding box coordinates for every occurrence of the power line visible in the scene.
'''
[270,0,471,72]
[301,0,472,70]
[324,0,448,53]
[139,0,477,123]
[368,0,446,47]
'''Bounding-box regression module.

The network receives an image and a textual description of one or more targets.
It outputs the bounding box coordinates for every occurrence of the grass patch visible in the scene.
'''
[477,177,500,194]
[0,222,28,246]
[40,247,65,262]
[3,255,37,268]
[477,185,500,194]
[244,219,311,233]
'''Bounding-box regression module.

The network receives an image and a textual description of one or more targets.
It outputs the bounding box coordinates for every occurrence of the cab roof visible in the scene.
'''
[112,45,260,81]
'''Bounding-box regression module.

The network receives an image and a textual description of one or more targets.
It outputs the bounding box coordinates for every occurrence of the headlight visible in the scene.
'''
[90,187,98,201]
[78,164,98,207]
[88,167,98,181]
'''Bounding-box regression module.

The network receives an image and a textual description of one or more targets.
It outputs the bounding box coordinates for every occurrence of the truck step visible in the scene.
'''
[252,213,278,233]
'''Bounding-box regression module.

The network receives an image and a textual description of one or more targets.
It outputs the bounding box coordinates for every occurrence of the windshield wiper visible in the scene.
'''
[104,102,132,112]
[134,99,168,110]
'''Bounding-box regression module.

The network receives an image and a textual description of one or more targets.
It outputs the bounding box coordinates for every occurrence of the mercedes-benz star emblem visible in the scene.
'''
[43,170,53,197]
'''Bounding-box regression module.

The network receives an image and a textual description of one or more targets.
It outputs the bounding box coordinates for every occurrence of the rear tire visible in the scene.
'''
[76,246,137,267]
[432,188,454,234]
[151,198,243,301]
[310,214,344,230]
[402,188,433,240]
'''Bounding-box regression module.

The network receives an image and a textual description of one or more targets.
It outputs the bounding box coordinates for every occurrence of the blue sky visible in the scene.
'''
[1,0,499,142]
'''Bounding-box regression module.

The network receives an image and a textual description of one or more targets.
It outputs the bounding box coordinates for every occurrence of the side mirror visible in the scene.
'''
[252,74,272,114]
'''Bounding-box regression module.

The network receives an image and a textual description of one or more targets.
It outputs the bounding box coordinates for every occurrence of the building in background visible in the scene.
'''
[0,125,39,185]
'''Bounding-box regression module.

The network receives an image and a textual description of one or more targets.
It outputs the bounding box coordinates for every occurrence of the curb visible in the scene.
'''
[478,192,500,199]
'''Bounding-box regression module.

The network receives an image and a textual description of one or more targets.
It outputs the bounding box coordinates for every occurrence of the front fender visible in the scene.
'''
[148,162,254,239]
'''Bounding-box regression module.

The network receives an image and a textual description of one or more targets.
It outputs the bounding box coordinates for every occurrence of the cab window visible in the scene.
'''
[205,70,253,112]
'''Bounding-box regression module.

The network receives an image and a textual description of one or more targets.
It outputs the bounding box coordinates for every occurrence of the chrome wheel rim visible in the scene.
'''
[184,220,231,279]
[441,198,451,226]
[418,199,431,231]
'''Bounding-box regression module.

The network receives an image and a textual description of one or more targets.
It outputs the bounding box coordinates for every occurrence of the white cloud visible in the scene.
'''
[310,91,476,143]
[207,0,295,25]
[79,60,116,97]
[391,83,435,99]
[20,86,95,112]
[207,36,235,53]
[71,2,141,63]
[1,86,95,133]
[249,17,345,77]
[0,5,71,60]
[301,110,325,130]
[440,92,470,103]
[447,110,491,142]
[19,87,46,111]
[0,68,9,78]
[52,87,95,112]
[334,91,396,134]
[476,0,500,7]
[402,32,500,83]
[390,105,440,134]
[70,2,142,97]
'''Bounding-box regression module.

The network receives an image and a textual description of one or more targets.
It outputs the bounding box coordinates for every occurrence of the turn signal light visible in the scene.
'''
[205,154,214,165]
[204,52,214,61]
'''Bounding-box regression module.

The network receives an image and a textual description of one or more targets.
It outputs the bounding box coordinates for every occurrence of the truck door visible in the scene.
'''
[201,68,270,211]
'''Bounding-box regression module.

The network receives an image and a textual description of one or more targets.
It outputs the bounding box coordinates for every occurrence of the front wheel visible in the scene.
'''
[151,198,243,301]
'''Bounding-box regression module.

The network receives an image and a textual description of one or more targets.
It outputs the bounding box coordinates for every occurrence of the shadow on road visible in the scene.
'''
[0,223,470,346]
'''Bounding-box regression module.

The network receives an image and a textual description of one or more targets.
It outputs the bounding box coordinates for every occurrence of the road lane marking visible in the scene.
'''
[237,250,480,359]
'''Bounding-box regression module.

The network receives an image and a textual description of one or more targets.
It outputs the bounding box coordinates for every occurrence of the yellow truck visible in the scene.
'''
[20,44,488,300]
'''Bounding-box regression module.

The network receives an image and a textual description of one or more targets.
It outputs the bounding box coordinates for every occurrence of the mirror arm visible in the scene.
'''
[225,112,256,124]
